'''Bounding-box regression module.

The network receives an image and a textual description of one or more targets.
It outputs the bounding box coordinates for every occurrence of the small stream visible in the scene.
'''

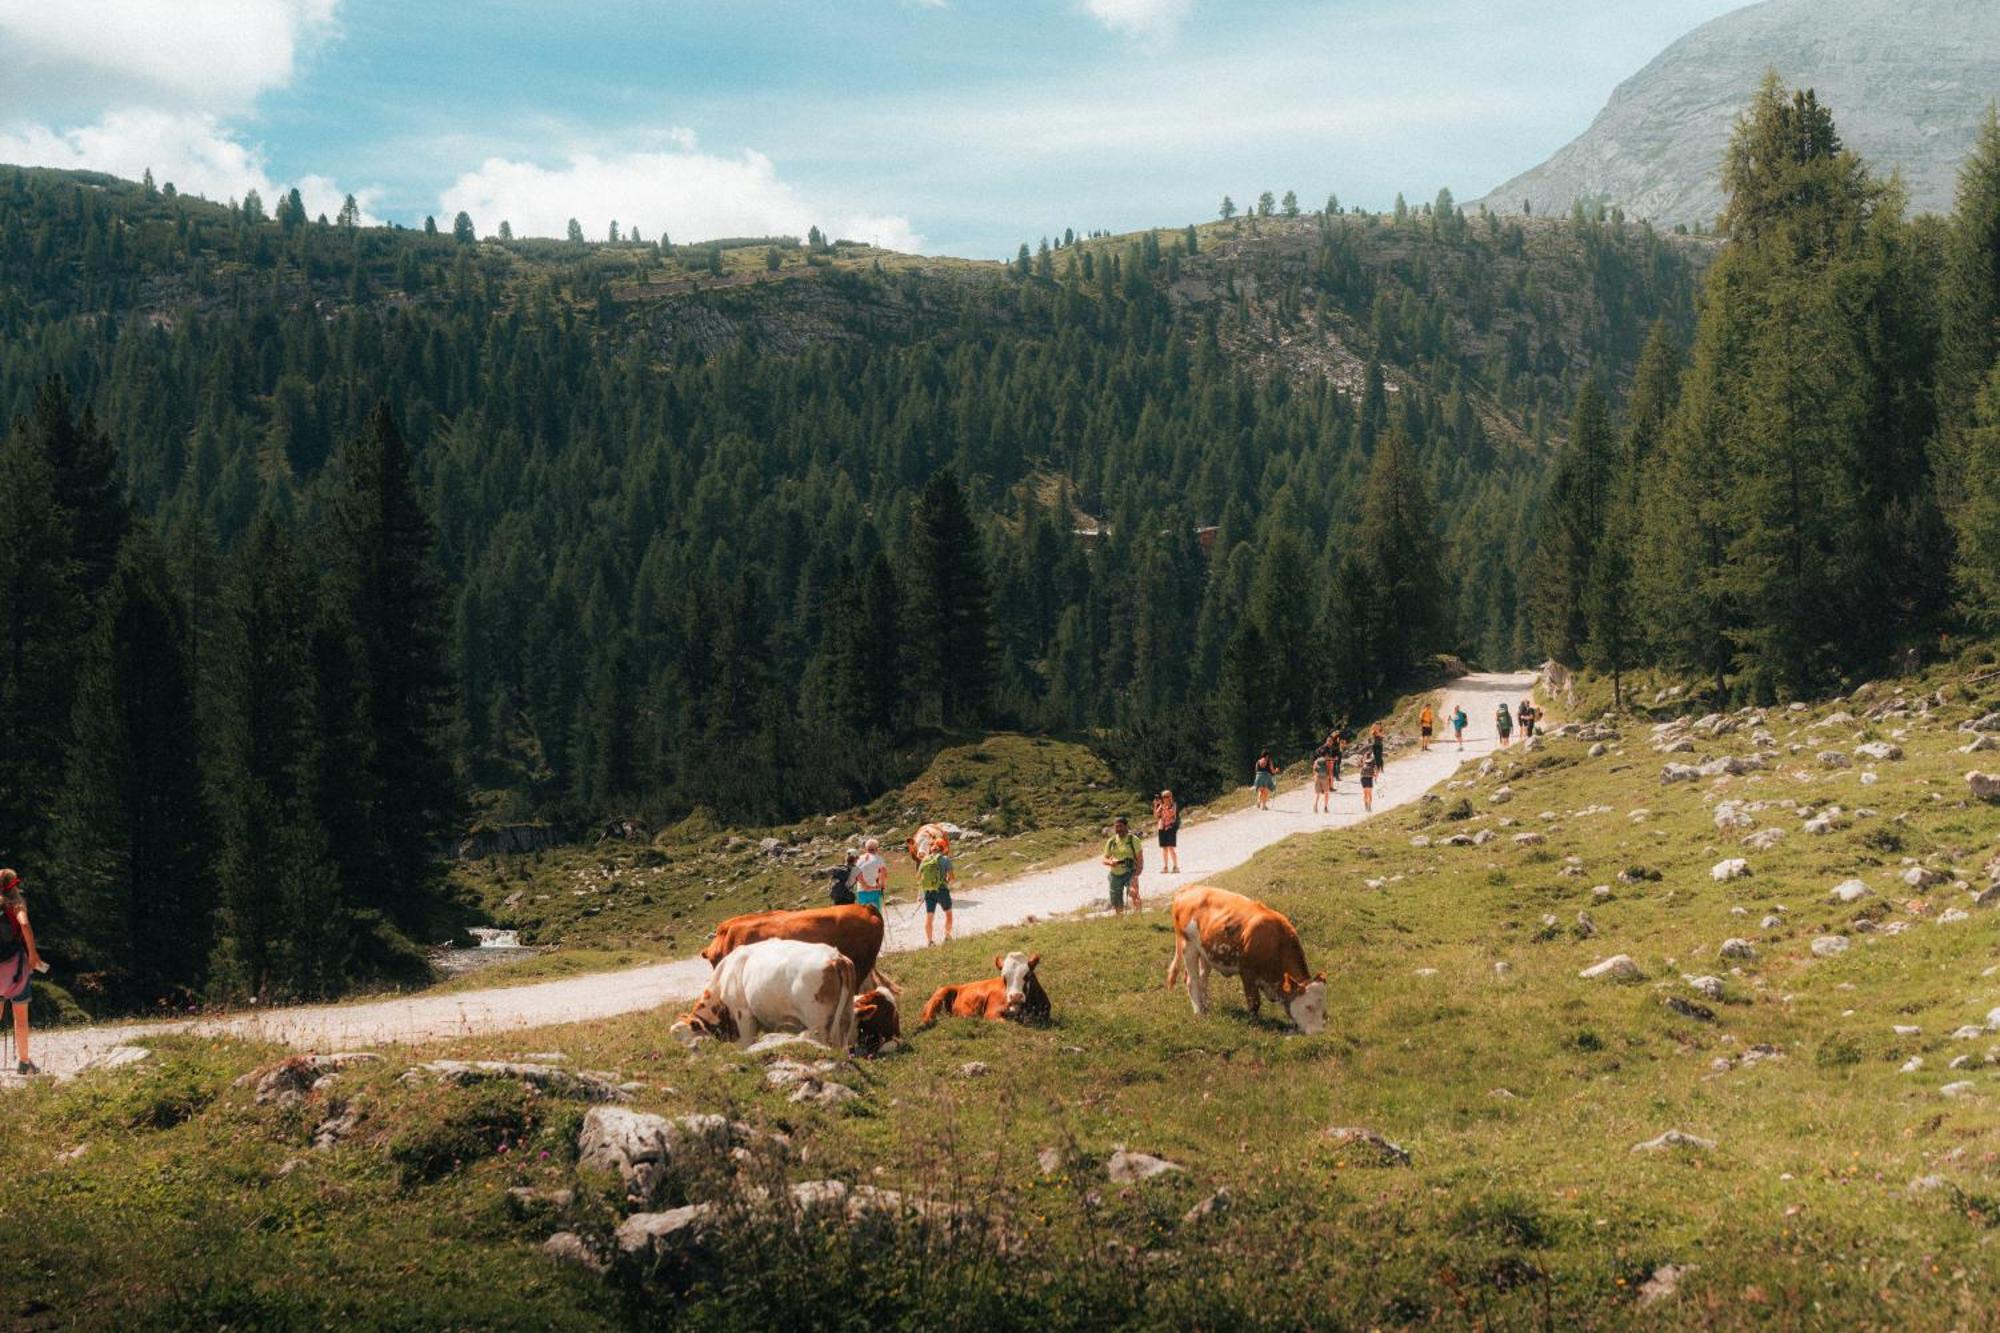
[433,927,539,977]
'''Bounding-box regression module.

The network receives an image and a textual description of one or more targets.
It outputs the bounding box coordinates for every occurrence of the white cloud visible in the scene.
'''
[437,143,923,252]
[0,107,380,222]
[1079,0,1193,44]
[0,0,378,222]
[0,0,337,119]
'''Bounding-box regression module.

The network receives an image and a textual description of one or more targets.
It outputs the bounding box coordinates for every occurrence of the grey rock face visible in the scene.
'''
[1477,0,2000,227]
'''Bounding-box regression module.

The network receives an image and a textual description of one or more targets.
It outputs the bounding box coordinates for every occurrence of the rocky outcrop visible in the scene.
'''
[1478,0,2000,227]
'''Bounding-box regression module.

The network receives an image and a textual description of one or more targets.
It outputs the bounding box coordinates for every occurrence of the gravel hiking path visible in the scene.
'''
[24,673,1536,1081]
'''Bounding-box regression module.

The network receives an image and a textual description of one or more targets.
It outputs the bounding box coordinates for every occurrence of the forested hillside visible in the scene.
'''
[22,86,1998,1009]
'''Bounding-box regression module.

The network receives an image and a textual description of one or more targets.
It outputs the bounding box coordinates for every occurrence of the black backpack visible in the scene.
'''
[0,906,21,960]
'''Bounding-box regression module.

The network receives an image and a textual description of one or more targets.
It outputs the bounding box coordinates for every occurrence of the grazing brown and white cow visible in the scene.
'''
[702,904,886,988]
[919,951,1050,1026]
[1165,885,1327,1034]
[853,985,901,1054]
[674,937,858,1050]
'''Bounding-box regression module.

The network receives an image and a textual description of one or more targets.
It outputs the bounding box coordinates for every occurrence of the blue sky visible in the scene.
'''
[0,0,1750,257]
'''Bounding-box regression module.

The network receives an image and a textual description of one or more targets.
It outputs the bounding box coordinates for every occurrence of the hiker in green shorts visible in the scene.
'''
[1101,815,1144,915]
[919,848,956,945]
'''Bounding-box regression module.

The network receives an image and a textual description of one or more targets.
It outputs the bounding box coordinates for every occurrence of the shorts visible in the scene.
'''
[1360,775,1374,790]
[1107,869,1134,908]
[1313,774,1331,794]
[1420,726,1433,738]
[0,951,28,1008]
[923,887,952,913]
[856,889,884,910]
[1157,826,1177,849]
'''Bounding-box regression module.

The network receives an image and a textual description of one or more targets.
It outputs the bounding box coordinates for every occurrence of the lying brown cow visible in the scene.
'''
[1165,885,1328,1033]
[703,904,885,987]
[853,985,901,1054]
[919,951,1050,1027]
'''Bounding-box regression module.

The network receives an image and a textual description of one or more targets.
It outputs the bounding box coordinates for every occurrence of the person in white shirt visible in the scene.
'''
[852,838,889,912]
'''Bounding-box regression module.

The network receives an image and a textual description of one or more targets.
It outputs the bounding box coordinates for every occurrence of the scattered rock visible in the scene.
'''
[1718,939,1756,961]
[1661,764,1702,785]
[1939,908,1972,924]
[1664,996,1715,1022]
[1685,975,1725,1000]
[1713,801,1755,831]
[957,1061,990,1079]
[1579,955,1644,982]
[577,1108,780,1204]
[310,1103,359,1151]
[745,1033,832,1057]
[1967,772,2000,803]
[543,1231,609,1274]
[1323,1127,1411,1167]
[616,1203,718,1268]
[1637,1263,1691,1308]
[1472,829,1496,846]
[1901,1057,1924,1073]
[415,1061,627,1102]
[1632,1130,1715,1153]
[1742,828,1786,851]
[1963,735,1999,754]
[1490,786,1514,805]
[1513,832,1546,847]
[1037,1147,1063,1176]
[1106,1148,1184,1183]
[1810,936,1850,958]
[1854,742,1903,763]
[1951,1025,1988,1041]
[1818,750,1853,769]
[1894,1025,1923,1037]
[1903,866,1947,890]
[1183,1188,1232,1223]
[1711,858,1752,883]
[1941,1081,1978,1099]
[1829,879,1872,904]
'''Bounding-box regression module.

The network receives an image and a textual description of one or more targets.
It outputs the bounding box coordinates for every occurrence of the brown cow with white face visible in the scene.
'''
[1165,885,1327,1034]
[852,985,901,1054]
[918,951,1049,1026]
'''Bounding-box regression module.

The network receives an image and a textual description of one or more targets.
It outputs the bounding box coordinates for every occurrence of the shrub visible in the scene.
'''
[1094,704,1225,806]
[388,1083,536,1185]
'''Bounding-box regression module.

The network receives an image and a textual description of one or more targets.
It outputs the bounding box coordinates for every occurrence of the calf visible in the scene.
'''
[853,986,901,1054]
[1165,885,1327,1034]
[703,904,885,988]
[674,937,858,1051]
[919,951,1049,1026]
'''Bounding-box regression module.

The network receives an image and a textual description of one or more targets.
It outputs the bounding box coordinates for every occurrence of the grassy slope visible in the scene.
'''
[441,733,1136,973]
[9,669,2000,1328]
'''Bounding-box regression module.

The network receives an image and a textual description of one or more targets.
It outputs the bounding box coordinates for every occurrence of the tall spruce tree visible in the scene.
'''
[208,516,346,1001]
[315,403,459,963]
[904,471,996,729]
[50,531,215,1002]
[1353,426,1444,683]
[0,425,81,871]
[1939,107,2000,460]
[1943,108,2000,612]
[1528,379,1616,663]
[1645,77,1912,695]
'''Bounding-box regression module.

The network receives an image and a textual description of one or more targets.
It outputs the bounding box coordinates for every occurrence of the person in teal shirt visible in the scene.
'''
[919,849,956,944]
[1101,814,1144,914]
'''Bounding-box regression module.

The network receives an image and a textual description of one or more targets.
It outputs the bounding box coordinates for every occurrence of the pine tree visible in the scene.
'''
[1219,620,1277,773]
[1956,361,2000,624]
[1527,380,1616,663]
[1247,530,1320,743]
[207,516,345,1001]
[452,211,476,244]
[0,424,83,870]
[1353,427,1444,680]
[50,531,215,1003]
[904,472,996,729]
[315,404,460,965]
[1942,108,2000,591]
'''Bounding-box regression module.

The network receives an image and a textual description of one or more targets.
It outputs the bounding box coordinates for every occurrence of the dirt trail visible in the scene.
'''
[25,673,1537,1080]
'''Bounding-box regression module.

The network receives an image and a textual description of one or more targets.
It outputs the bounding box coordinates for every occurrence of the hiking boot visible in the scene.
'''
[16,1060,39,1076]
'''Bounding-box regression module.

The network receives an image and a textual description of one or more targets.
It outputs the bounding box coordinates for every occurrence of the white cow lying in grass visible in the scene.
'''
[673,937,858,1051]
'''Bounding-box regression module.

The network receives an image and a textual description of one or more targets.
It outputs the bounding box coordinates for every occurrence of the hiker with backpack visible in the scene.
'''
[1312,748,1335,813]
[1253,751,1279,810]
[825,851,859,906]
[1,869,46,1076]
[1452,704,1469,750]
[919,845,956,945]
[1518,698,1538,739]
[1496,702,1514,747]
